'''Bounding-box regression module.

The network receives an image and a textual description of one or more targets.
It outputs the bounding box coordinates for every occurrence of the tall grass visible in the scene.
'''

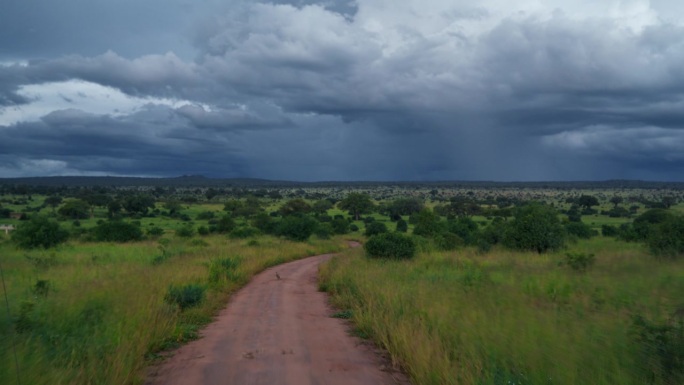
[320,237,684,385]
[0,234,345,385]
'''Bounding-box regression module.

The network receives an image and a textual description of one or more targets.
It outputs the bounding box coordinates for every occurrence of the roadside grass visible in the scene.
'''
[320,237,684,385]
[0,234,346,385]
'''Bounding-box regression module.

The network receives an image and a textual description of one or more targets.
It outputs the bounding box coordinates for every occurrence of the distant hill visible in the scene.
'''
[0,176,683,190]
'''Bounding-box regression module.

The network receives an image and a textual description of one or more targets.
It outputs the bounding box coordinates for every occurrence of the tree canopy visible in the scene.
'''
[338,193,374,221]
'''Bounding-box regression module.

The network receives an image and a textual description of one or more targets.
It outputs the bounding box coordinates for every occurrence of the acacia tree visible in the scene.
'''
[578,195,599,210]
[58,199,91,219]
[609,196,624,208]
[338,193,374,221]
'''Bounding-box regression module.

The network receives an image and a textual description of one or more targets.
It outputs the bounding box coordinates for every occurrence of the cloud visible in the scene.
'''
[1,0,684,180]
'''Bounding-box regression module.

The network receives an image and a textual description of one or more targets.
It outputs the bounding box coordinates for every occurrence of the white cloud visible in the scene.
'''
[0,79,198,126]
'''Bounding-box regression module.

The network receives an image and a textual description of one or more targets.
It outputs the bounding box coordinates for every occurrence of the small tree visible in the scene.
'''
[578,195,599,210]
[12,216,69,249]
[610,196,624,208]
[279,198,312,217]
[58,199,91,220]
[412,209,444,237]
[338,193,374,221]
[504,203,566,253]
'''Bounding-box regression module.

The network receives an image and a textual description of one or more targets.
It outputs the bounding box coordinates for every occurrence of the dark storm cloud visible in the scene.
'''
[0,105,253,177]
[2,1,684,180]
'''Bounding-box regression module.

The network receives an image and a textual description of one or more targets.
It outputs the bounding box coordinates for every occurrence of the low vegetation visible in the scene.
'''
[0,179,682,384]
[321,239,684,385]
[0,233,345,384]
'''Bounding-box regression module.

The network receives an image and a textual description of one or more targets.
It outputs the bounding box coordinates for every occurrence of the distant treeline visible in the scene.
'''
[1,176,683,190]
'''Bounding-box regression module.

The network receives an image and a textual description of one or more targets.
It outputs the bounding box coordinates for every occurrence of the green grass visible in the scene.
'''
[320,237,684,385]
[0,234,346,385]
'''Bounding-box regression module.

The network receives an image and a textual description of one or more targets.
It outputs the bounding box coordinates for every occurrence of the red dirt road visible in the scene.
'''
[147,248,409,385]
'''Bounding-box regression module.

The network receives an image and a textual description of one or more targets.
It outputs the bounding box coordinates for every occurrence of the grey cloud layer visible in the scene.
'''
[1,1,683,180]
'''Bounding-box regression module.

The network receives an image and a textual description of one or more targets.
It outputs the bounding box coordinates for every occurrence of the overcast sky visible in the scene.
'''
[1,0,683,181]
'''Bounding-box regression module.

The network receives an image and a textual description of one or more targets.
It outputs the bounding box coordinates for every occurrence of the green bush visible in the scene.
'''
[565,222,596,239]
[647,215,684,259]
[446,217,479,245]
[434,232,462,251]
[12,215,69,249]
[175,225,195,238]
[93,220,143,242]
[503,203,566,254]
[601,224,618,237]
[147,226,164,237]
[315,223,333,239]
[196,211,215,220]
[396,219,408,233]
[276,215,317,242]
[164,284,206,310]
[331,217,349,234]
[560,252,595,272]
[229,226,261,239]
[214,215,236,233]
[365,221,388,236]
[364,232,416,260]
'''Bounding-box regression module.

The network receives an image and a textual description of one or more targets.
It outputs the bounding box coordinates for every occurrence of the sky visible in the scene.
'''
[1,0,684,181]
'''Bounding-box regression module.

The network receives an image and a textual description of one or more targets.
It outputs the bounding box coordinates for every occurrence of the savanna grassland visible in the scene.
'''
[0,233,347,384]
[320,237,684,385]
[0,178,683,385]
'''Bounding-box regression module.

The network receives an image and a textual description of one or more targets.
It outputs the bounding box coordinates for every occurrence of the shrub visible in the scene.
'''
[365,221,388,236]
[214,215,236,233]
[446,217,479,245]
[601,224,618,237]
[331,217,349,234]
[229,226,261,239]
[434,232,462,251]
[503,203,566,254]
[564,222,596,239]
[12,215,69,249]
[412,209,444,237]
[164,284,206,310]
[197,226,209,236]
[314,223,333,239]
[176,225,195,238]
[147,226,164,237]
[647,215,684,259]
[396,219,408,233]
[633,209,674,241]
[196,211,215,220]
[365,233,416,260]
[276,215,317,242]
[93,220,143,242]
[349,224,359,232]
[560,252,595,272]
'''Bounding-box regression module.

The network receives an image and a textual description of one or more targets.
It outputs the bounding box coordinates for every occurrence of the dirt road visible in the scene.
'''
[147,247,409,385]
